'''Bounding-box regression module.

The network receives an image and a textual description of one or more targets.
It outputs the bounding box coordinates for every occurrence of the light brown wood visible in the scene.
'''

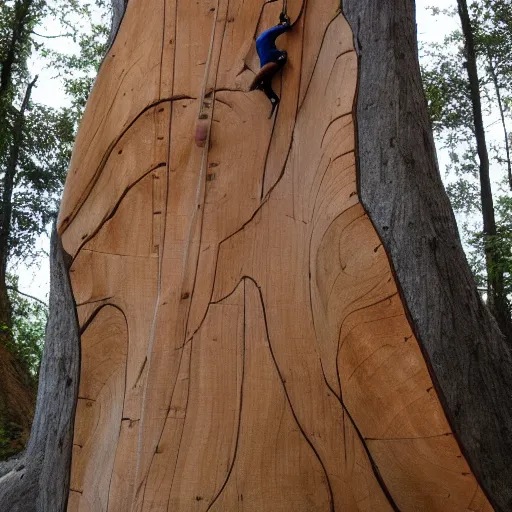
[59,1,493,510]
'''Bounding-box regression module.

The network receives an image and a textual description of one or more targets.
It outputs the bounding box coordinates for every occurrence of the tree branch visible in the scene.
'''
[31,31,72,39]
[6,285,48,309]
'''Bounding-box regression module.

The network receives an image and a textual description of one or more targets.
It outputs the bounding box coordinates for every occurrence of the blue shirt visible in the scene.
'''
[256,24,291,66]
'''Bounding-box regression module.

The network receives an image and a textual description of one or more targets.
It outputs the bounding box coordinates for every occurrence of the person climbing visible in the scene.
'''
[250,12,292,118]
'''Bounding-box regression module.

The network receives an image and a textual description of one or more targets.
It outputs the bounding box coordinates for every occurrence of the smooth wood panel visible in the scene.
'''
[58,0,166,231]
[69,306,128,511]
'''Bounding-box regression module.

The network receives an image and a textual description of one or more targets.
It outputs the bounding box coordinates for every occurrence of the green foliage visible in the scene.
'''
[421,42,474,135]
[0,1,110,267]
[11,104,75,264]
[472,0,512,75]
[6,275,47,378]
[421,0,512,320]
[446,177,481,214]
[0,0,109,407]
[46,17,109,120]
[467,219,512,298]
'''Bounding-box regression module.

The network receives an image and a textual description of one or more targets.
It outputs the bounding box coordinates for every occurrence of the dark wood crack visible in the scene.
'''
[244,276,335,512]
[205,279,246,511]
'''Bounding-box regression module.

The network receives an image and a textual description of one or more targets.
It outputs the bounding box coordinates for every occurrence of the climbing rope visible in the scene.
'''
[281,0,307,28]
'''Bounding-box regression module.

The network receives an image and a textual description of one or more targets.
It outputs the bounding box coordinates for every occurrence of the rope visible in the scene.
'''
[281,0,307,28]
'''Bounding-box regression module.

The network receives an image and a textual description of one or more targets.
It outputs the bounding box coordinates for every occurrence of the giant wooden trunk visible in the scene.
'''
[57,1,494,510]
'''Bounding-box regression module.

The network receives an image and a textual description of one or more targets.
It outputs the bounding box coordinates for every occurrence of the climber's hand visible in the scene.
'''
[279,12,290,25]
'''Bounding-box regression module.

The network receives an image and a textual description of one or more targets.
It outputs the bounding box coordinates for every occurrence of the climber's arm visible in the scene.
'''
[266,20,291,39]
[256,20,291,48]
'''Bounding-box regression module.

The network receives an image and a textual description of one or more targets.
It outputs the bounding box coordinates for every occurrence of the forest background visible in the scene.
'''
[0,0,510,457]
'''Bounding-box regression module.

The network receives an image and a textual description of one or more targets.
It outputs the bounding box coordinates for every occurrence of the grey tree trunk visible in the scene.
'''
[107,0,129,48]
[342,1,512,510]
[0,228,80,512]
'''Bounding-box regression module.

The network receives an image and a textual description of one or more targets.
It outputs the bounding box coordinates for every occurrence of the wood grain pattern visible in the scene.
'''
[59,1,493,510]
[342,2,512,510]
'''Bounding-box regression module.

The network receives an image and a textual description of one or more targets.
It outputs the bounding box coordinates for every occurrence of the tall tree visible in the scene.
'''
[473,0,512,190]
[0,0,43,457]
[456,0,511,337]
[421,1,512,337]
[1,1,512,511]
[0,0,106,456]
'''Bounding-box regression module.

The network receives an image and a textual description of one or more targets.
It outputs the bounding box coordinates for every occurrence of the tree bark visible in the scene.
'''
[107,0,129,49]
[342,0,512,509]
[0,227,80,512]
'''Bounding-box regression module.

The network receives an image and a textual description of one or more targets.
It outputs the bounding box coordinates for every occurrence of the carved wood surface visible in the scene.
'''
[342,2,512,510]
[58,1,493,510]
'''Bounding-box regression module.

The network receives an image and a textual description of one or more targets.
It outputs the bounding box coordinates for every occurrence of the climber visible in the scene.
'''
[250,12,292,118]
